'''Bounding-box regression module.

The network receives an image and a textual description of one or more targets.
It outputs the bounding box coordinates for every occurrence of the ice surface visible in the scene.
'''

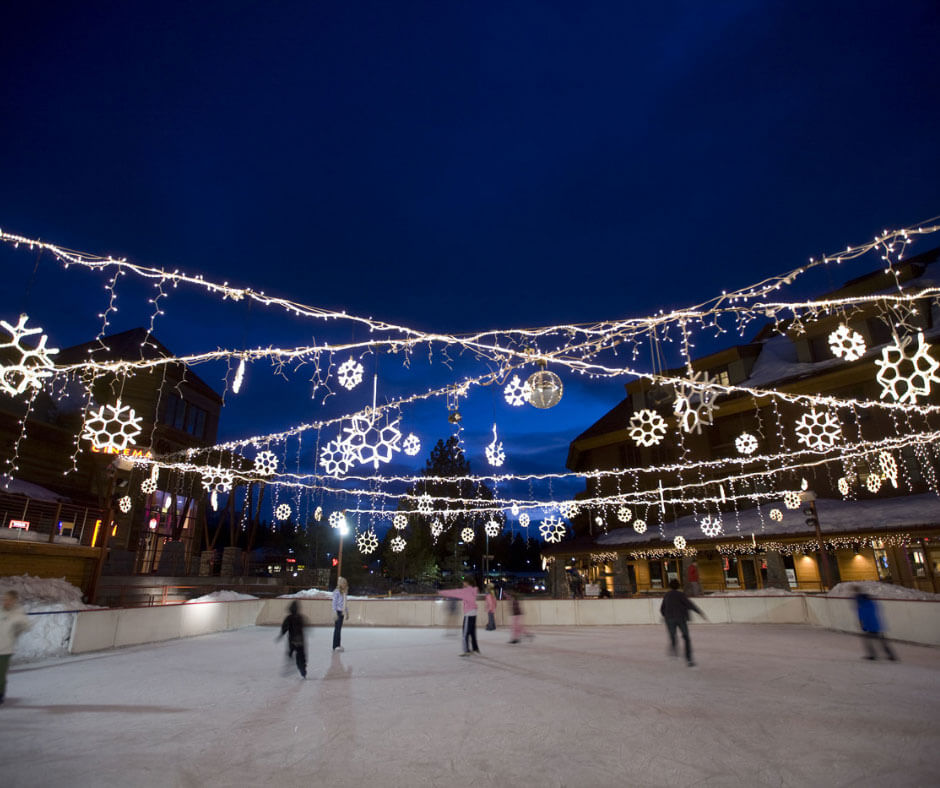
[0,624,936,787]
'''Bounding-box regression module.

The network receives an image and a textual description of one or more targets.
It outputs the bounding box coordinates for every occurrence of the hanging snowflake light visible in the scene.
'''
[617,506,633,523]
[878,451,898,488]
[783,491,801,510]
[118,495,132,514]
[430,519,443,539]
[201,467,234,495]
[594,516,604,528]
[539,516,565,543]
[769,508,783,522]
[336,358,364,391]
[402,433,421,456]
[254,450,278,477]
[0,314,59,397]
[275,503,291,521]
[417,493,433,514]
[390,535,406,553]
[82,399,143,452]
[518,512,530,528]
[485,424,506,467]
[328,510,346,529]
[673,371,720,434]
[558,501,579,519]
[314,506,323,522]
[342,411,403,469]
[461,527,475,543]
[356,529,379,554]
[735,432,759,456]
[837,476,850,496]
[794,408,842,451]
[510,503,520,516]
[393,513,408,530]
[319,439,355,477]
[874,332,939,404]
[829,324,867,362]
[628,409,667,447]
[503,375,532,407]
[866,473,882,493]
[673,535,687,550]
[699,516,722,538]
[633,520,647,534]
[141,478,157,495]
[485,519,501,538]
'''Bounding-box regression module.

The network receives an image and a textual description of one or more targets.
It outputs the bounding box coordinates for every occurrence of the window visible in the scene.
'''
[161,392,208,439]
[711,368,730,386]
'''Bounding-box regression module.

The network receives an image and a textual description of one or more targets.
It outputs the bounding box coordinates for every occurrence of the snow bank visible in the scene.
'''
[185,590,259,603]
[708,588,795,597]
[278,587,369,600]
[826,580,939,601]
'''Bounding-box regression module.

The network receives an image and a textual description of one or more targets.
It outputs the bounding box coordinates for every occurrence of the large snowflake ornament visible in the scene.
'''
[629,409,667,447]
[794,408,842,451]
[735,432,759,456]
[390,535,406,553]
[769,508,783,522]
[254,450,278,477]
[633,519,647,534]
[417,493,433,514]
[201,467,234,495]
[82,399,143,451]
[699,516,723,538]
[878,451,898,488]
[539,515,566,543]
[336,358,364,391]
[0,314,59,397]
[503,375,532,407]
[118,495,132,514]
[430,519,443,539]
[356,529,379,554]
[783,491,801,510]
[393,513,408,530]
[343,411,403,469]
[828,324,867,362]
[617,506,633,523]
[874,332,940,404]
[673,535,687,550]
[558,501,579,519]
[461,527,475,543]
[485,424,506,467]
[518,512,530,528]
[275,503,291,521]
[403,433,421,456]
[329,510,346,529]
[673,371,720,435]
[485,519,501,538]
[319,439,356,477]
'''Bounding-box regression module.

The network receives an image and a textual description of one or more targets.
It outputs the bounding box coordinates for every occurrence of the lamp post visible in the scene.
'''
[336,516,349,585]
[801,490,832,590]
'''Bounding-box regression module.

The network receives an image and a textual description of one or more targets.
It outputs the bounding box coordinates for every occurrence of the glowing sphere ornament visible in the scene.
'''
[866,473,882,493]
[633,520,647,534]
[673,535,687,550]
[837,477,850,496]
[783,491,801,510]
[461,527,475,543]
[275,503,291,521]
[118,495,132,514]
[526,368,563,409]
[141,478,157,495]
[769,508,783,522]
[617,506,633,523]
[518,513,530,528]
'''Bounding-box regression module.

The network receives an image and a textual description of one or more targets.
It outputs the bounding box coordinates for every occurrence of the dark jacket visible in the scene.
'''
[280,612,306,646]
[855,592,882,633]
[660,589,704,622]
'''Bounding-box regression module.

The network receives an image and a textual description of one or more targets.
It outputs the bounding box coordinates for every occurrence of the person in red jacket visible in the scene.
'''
[439,577,480,656]
[484,584,498,631]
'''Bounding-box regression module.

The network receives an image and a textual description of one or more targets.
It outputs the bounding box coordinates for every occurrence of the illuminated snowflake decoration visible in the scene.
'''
[628,408,667,447]
[275,503,291,521]
[336,358,364,391]
[390,535,406,553]
[430,519,443,539]
[314,506,323,522]
[328,510,346,529]
[461,527,475,543]
[0,314,59,397]
[617,506,633,523]
[558,501,579,519]
[699,516,723,538]
[141,478,157,495]
[253,450,278,477]
[503,375,532,407]
[343,411,403,469]
[393,513,408,530]
[769,508,783,522]
[403,433,421,456]
[518,512,530,528]
[735,432,759,456]
[510,503,520,516]
[82,399,143,452]
[118,495,132,514]
[633,519,647,534]
[356,529,379,554]
[485,519,501,538]
[794,408,842,451]
[417,493,433,515]
[829,324,867,362]
[673,535,687,550]
[539,516,566,543]
[837,477,850,496]
[783,491,801,510]
[319,439,356,477]
[485,424,505,467]
[201,467,234,495]
[878,451,898,488]
[874,332,940,404]
[866,473,882,493]
[673,371,720,435]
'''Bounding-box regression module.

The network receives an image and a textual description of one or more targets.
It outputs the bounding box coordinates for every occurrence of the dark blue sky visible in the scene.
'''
[2,1,939,520]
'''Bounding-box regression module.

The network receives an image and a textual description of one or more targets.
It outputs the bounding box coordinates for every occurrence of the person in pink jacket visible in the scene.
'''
[439,577,480,656]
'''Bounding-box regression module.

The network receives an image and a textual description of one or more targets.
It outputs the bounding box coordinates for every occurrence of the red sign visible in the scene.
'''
[331,558,338,567]
[9,519,29,530]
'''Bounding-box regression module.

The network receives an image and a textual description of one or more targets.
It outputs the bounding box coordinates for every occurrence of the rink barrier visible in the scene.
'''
[65,594,940,654]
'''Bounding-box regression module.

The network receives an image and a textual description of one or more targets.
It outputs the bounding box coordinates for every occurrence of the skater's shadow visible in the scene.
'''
[4,700,186,714]
[323,651,352,680]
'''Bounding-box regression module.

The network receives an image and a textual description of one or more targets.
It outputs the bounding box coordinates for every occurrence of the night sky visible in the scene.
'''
[2,2,939,518]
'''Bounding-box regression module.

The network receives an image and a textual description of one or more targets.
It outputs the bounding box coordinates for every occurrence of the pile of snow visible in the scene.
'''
[826,581,939,601]
[0,574,100,663]
[185,590,259,603]
[278,587,370,600]
[708,587,795,597]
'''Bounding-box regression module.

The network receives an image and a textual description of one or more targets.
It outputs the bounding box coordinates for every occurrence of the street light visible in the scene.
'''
[335,514,349,583]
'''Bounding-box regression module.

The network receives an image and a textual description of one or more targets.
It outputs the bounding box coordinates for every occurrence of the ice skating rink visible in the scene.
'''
[1,623,937,788]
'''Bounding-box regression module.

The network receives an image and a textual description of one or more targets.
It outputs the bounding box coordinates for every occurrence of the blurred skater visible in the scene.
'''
[332,577,349,652]
[660,579,707,667]
[0,590,31,703]
[685,560,702,597]
[278,601,307,678]
[484,584,497,631]
[443,596,460,637]
[505,590,532,644]
[439,577,480,656]
[853,585,897,661]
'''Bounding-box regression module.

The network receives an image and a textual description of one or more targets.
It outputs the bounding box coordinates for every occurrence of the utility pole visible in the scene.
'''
[801,491,832,590]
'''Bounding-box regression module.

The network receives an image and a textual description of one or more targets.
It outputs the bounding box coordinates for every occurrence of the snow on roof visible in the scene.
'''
[596,492,940,547]
[0,477,71,503]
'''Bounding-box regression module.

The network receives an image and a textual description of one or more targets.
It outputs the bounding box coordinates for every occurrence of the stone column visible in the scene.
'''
[612,555,632,597]
[763,550,790,590]
[220,546,243,577]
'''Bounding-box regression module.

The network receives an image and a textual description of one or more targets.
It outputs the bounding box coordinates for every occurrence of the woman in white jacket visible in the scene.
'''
[0,590,31,704]
[332,577,348,652]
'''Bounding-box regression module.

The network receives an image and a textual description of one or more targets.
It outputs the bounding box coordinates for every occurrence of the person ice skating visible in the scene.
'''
[0,590,31,704]
[439,577,480,655]
[853,585,897,661]
[660,579,707,667]
[505,590,532,644]
[484,584,497,631]
[278,600,307,678]
[685,560,702,597]
[332,577,349,652]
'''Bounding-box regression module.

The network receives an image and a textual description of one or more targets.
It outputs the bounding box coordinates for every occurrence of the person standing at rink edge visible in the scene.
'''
[484,584,497,631]
[660,579,707,667]
[439,577,480,656]
[332,577,349,652]
[0,590,31,703]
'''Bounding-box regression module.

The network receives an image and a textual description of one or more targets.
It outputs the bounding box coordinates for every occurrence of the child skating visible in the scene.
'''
[439,577,480,656]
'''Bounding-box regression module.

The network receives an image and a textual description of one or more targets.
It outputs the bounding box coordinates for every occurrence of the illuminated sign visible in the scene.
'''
[149,518,158,531]
[90,445,153,459]
[9,519,30,530]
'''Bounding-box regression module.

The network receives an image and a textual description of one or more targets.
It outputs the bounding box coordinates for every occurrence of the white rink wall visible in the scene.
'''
[63,594,940,655]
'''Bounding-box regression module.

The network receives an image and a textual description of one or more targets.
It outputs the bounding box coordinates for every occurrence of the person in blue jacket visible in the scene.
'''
[853,586,897,661]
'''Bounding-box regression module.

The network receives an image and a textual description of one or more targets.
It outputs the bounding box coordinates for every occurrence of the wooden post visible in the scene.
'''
[48,502,62,544]
[88,471,117,604]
